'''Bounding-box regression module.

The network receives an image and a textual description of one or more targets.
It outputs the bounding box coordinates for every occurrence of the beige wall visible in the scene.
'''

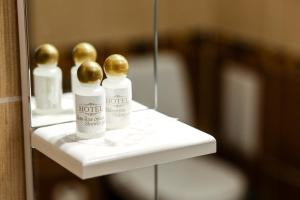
[28,0,218,48]
[160,0,300,55]
[29,0,300,55]
[28,0,153,47]
[158,0,218,34]
[216,0,300,55]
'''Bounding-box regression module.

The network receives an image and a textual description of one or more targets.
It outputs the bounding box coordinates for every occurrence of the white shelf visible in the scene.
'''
[32,109,216,179]
[31,93,147,127]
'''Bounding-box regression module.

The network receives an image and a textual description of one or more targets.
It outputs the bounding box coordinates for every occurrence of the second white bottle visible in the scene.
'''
[102,54,132,129]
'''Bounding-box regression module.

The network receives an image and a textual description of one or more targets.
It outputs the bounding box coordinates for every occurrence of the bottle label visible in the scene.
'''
[75,95,106,134]
[34,75,61,110]
[105,88,131,124]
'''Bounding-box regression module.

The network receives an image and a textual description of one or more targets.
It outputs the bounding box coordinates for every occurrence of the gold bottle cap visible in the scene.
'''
[103,54,129,76]
[73,42,97,66]
[77,61,103,83]
[34,44,59,65]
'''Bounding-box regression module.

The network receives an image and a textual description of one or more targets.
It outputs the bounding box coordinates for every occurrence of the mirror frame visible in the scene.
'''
[17,0,34,199]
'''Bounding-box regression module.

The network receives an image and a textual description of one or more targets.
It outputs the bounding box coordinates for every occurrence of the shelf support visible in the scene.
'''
[153,0,159,199]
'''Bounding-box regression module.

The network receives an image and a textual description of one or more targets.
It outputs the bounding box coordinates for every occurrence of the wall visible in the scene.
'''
[216,0,300,55]
[160,0,300,55]
[0,0,26,199]
[28,0,153,47]
[28,0,218,48]
[28,0,300,56]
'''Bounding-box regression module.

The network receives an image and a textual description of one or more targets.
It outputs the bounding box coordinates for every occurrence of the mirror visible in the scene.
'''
[27,0,156,128]
[23,0,158,199]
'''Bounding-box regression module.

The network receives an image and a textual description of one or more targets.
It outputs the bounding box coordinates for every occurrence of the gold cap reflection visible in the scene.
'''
[73,42,97,65]
[103,54,129,76]
[77,61,103,83]
[34,44,59,65]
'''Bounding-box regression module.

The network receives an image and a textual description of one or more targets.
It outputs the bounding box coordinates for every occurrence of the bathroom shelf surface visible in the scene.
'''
[31,92,147,127]
[32,109,216,179]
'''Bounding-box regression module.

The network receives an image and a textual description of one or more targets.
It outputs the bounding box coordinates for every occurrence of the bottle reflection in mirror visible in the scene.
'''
[75,61,106,139]
[71,42,97,93]
[33,44,62,114]
[103,54,132,129]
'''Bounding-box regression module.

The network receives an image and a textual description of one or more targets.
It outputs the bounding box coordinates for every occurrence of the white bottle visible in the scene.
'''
[75,61,106,139]
[71,42,97,93]
[102,54,132,129]
[33,44,62,114]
